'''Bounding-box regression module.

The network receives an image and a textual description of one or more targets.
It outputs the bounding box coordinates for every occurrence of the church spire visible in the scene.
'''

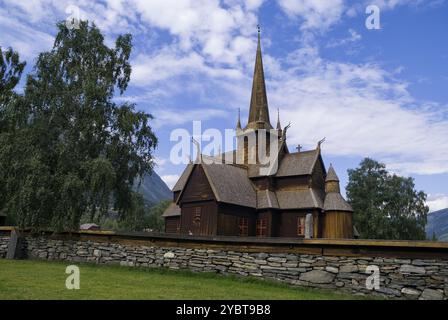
[276,108,281,130]
[245,25,272,130]
[236,108,242,131]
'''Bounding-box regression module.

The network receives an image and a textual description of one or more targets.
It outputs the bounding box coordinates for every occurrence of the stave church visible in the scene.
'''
[163,30,354,239]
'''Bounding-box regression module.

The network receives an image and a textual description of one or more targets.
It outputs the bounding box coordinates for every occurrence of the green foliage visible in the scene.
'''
[0,21,157,231]
[346,158,428,240]
[0,46,26,112]
[119,192,147,231]
[0,47,27,217]
[144,200,171,232]
[98,199,170,232]
[431,232,438,241]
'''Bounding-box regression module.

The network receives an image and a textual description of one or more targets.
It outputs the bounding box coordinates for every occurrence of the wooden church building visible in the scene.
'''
[163,30,354,239]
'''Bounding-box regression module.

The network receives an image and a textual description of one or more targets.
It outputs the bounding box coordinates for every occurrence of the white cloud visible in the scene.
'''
[2,0,448,178]
[327,28,361,48]
[0,10,54,60]
[131,47,244,87]
[369,0,425,10]
[267,45,448,175]
[129,0,260,63]
[277,0,345,31]
[161,174,180,189]
[152,108,229,129]
[276,0,443,33]
[427,194,448,212]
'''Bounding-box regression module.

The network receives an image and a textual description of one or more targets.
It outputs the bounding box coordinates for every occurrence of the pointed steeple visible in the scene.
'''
[325,163,341,194]
[326,163,339,182]
[245,25,272,130]
[257,107,263,122]
[276,108,281,130]
[324,163,353,221]
[236,108,242,131]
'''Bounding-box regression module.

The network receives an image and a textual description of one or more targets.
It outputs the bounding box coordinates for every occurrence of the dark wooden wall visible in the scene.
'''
[310,157,326,190]
[276,210,306,238]
[217,203,256,236]
[179,166,214,203]
[275,176,309,190]
[323,211,353,239]
[275,209,322,238]
[313,210,323,238]
[180,201,217,236]
[257,210,273,237]
[178,165,218,236]
[165,216,180,234]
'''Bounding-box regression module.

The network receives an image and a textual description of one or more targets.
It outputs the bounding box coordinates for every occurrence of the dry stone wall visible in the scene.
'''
[0,236,9,258]
[0,234,446,300]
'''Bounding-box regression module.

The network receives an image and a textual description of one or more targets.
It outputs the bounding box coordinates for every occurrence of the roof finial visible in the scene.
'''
[191,137,202,163]
[317,137,326,151]
[282,122,291,141]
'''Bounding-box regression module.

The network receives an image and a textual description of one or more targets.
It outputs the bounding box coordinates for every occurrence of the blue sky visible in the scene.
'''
[1,0,447,211]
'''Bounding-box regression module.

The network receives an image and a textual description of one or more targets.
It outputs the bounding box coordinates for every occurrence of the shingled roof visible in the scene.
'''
[172,163,193,192]
[326,164,339,182]
[323,193,353,212]
[202,163,257,208]
[162,202,181,217]
[257,190,279,209]
[276,189,324,209]
[323,163,353,212]
[247,148,319,178]
[275,149,320,177]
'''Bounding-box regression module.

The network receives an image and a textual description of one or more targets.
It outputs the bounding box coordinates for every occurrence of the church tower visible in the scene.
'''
[236,27,280,166]
[322,164,354,238]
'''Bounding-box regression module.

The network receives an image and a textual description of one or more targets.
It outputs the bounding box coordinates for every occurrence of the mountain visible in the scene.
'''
[426,208,448,241]
[133,171,172,207]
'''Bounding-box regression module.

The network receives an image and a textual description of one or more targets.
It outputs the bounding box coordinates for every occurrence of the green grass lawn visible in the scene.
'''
[0,259,368,300]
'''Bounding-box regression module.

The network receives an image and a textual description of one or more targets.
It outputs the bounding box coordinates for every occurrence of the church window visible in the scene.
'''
[239,217,249,236]
[256,218,268,237]
[193,207,201,225]
[297,217,306,236]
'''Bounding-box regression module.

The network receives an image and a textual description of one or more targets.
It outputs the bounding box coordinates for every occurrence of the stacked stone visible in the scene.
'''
[1,236,446,300]
[0,237,10,258]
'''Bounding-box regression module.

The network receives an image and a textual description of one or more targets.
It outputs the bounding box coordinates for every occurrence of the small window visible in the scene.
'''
[256,218,268,237]
[297,217,306,236]
[193,207,201,225]
[239,217,249,236]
